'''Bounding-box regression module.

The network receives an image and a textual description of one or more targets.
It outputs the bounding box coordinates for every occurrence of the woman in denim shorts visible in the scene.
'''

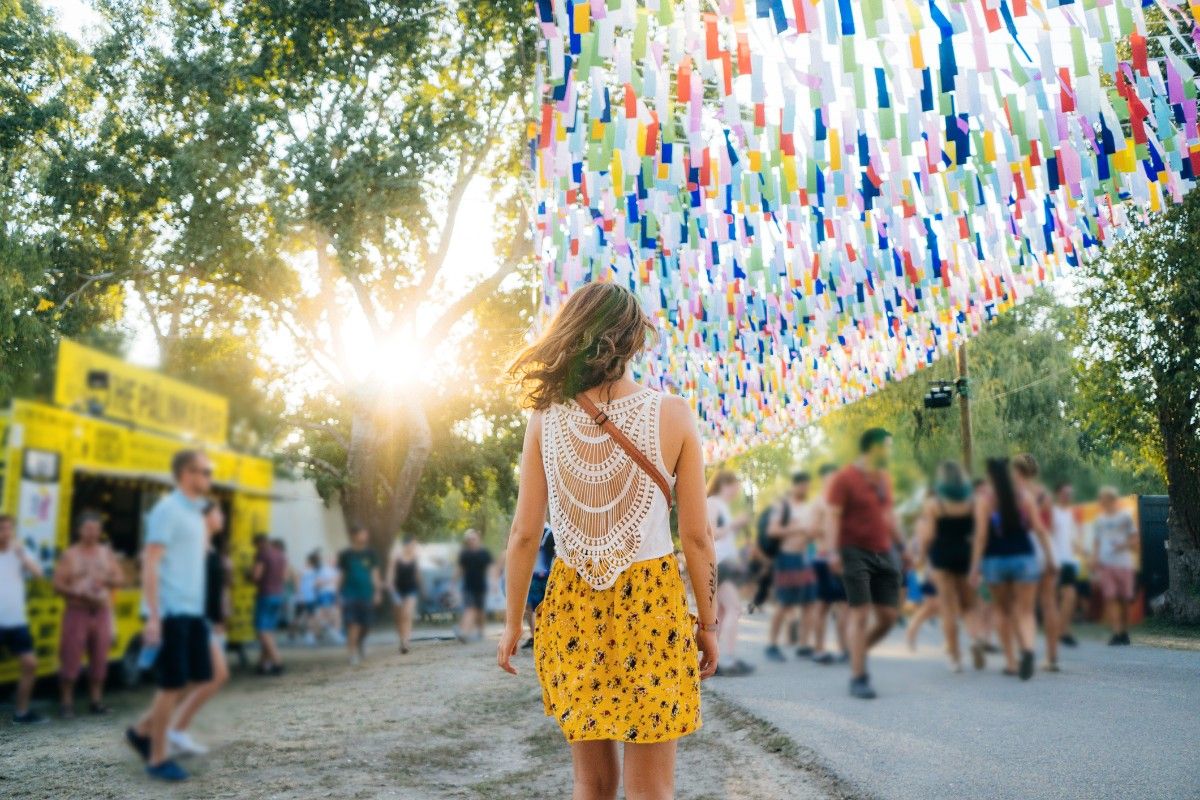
[969,458,1055,681]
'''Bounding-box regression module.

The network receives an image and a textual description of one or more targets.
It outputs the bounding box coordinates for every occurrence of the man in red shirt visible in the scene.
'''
[825,428,903,699]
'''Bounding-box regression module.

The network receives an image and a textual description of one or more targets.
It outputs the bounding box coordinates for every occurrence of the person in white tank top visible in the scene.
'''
[707,471,753,677]
[0,513,46,724]
[1050,483,1082,647]
[499,282,718,800]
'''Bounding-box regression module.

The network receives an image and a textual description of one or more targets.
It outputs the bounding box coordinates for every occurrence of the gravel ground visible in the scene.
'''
[0,633,853,800]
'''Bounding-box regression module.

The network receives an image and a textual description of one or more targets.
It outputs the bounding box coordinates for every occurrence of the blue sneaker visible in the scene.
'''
[146,759,189,782]
[764,645,786,663]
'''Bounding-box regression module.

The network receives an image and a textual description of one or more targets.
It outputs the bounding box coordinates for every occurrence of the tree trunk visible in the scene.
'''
[1156,407,1200,623]
[341,391,433,559]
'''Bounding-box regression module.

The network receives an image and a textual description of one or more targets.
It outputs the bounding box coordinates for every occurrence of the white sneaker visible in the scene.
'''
[167,729,209,757]
[349,653,361,667]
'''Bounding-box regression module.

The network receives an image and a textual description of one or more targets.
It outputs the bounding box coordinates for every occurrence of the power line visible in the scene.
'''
[973,365,1073,404]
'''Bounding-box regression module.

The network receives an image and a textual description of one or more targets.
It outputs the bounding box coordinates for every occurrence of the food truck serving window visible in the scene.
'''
[70,472,171,558]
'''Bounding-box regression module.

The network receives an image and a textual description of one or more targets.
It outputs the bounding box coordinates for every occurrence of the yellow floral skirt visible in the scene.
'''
[533,554,702,744]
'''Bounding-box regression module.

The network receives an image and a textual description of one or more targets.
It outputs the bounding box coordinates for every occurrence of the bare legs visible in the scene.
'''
[460,606,484,640]
[346,623,365,662]
[569,739,677,800]
[846,604,898,679]
[904,596,940,651]
[990,582,1017,672]
[1106,598,1129,637]
[768,603,798,646]
[990,581,1038,673]
[134,689,184,766]
[171,637,229,733]
[930,571,979,667]
[15,652,37,716]
[813,600,847,656]
[257,628,280,670]
[1058,579,1078,640]
[394,595,416,651]
[624,740,677,800]
[716,579,741,665]
[1037,570,1060,667]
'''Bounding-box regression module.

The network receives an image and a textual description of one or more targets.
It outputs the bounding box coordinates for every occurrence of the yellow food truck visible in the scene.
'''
[0,340,272,685]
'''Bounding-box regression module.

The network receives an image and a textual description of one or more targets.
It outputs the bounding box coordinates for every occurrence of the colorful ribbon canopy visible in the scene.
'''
[531,0,1200,459]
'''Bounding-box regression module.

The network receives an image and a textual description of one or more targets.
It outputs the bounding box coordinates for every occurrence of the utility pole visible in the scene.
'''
[956,342,973,474]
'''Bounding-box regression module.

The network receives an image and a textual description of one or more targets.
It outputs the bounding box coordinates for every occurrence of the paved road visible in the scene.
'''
[707,615,1200,800]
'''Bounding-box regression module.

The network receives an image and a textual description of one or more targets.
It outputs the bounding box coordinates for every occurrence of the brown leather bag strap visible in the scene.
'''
[575,393,673,510]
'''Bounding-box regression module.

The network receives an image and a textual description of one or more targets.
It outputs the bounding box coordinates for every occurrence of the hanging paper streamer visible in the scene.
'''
[531,0,1200,460]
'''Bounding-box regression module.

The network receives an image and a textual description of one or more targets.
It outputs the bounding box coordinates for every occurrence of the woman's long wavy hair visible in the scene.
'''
[508,282,657,410]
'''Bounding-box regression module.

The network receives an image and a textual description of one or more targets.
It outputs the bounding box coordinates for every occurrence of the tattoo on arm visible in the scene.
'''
[706,565,716,606]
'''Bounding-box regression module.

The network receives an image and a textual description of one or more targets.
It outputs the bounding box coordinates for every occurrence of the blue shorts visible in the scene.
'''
[981,554,1041,584]
[812,560,847,604]
[774,553,817,606]
[0,624,34,656]
[316,591,337,608]
[254,595,284,633]
[527,575,549,610]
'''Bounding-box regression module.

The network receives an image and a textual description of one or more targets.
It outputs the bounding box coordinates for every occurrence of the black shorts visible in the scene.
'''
[156,615,213,690]
[716,561,747,586]
[812,560,847,604]
[0,625,34,657]
[840,547,901,609]
[929,538,972,576]
[342,597,374,629]
[1059,563,1079,587]
[462,587,487,611]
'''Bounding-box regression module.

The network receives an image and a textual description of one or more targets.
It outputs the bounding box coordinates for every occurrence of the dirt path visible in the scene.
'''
[1,636,854,799]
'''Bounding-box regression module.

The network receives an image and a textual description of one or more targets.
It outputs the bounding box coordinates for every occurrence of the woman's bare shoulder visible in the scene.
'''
[658,392,694,423]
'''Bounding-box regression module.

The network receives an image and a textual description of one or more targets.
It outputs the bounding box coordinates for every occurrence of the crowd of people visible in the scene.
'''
[699,427,1143,699]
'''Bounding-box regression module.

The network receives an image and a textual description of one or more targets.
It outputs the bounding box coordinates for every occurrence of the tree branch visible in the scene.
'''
[294,420,350,452]
[406,91,516,314]
[418,207,532,348]
[303,454,346,480]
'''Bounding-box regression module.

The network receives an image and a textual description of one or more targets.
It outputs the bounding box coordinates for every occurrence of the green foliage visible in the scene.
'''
[1076,191,1200,548]
[812,290,1162,499]
[0,0,119,400]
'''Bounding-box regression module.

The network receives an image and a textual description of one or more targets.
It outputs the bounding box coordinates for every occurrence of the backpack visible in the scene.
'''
[756,500,790,559]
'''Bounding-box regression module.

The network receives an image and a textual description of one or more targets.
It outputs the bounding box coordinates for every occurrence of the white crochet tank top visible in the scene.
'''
[542,387,675,590]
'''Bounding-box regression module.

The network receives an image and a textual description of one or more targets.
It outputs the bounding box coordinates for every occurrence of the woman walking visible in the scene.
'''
[969,458,1055,681]
[499,282,718,800]
[915,462,981,672]
[388,537,421,654]
[1012,454,1061,672]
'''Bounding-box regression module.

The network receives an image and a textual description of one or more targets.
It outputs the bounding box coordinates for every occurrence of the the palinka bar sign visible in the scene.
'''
[53,339,229,446]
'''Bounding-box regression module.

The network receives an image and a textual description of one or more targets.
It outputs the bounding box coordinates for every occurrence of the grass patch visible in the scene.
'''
[1133,617,1200,650]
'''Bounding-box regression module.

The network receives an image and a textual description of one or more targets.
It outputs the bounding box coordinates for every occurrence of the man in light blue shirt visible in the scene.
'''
[126,450,214,782]
[144,489,208,617]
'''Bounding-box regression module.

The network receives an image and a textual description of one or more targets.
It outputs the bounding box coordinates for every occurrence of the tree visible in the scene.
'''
[0,0,120,399]
[73,0,538,552]
[1076,191,1200,623]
